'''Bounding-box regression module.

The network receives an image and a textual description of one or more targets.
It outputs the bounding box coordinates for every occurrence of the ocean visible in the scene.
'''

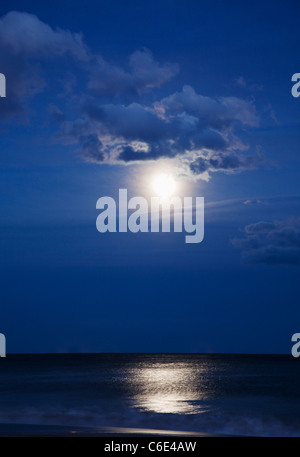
[0,353,299,436]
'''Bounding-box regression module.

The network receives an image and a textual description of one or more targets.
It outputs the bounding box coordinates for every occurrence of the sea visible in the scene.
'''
[0,353,299,436]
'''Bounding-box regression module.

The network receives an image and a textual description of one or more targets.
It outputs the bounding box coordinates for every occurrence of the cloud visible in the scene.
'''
[236,76,247,87]
[60,85,261,179]
[159,85,258,128]
[48,105,66,123]
[244,221,277,233]
[232,218,300,265]
[0,11,89,117]
[243,199,262,205]
[80,134,104,162]
[83,102,166,142]
[88,48,178,96]
[189,150,261,176]
[0,11,262,181]
[235,76,263,92]
[0,11,89,60]
[0,12,177,117]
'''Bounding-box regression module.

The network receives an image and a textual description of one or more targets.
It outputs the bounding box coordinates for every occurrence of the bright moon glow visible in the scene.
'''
[152,173,176,197]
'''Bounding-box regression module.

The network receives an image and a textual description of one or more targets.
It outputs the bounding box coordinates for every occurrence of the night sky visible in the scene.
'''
[1,0,300,353]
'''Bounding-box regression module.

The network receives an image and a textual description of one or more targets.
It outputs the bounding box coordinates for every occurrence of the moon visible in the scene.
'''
[152,173,176,197]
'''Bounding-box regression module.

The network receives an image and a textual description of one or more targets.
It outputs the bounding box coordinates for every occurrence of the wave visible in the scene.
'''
[0,406,299,437]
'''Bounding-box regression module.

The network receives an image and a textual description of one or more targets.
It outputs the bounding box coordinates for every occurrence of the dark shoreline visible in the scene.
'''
[0,423,231,437]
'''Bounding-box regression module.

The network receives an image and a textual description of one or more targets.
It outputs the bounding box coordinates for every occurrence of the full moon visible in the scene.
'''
[152,173,176,197]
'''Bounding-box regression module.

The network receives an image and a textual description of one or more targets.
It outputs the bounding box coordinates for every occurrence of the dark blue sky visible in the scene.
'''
[0,0,300,353]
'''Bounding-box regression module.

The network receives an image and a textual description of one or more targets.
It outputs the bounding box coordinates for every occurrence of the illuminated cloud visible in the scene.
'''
[0,11,262,180]
[61,85,261,179]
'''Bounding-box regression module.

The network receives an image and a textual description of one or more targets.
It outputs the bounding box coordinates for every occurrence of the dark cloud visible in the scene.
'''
[80,134,104,162]
[189,150,262,175]
[56,118,96,145]
[159,85,258,128]
[83,102,166,142]
[88,48,178,97]
[232,218,300,265]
